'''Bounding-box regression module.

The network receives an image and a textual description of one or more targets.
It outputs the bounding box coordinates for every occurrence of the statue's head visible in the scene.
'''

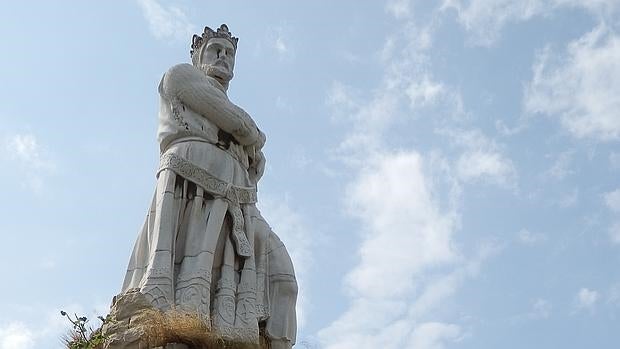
[190,24,238,89]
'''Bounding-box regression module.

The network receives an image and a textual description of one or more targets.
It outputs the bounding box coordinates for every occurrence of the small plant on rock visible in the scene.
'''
[60,310,108,349]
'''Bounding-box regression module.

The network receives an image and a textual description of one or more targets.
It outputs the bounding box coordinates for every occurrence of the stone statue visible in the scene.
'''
[118,24,297,349]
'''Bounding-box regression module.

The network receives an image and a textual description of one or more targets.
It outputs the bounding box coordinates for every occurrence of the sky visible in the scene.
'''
[0,0,619,348]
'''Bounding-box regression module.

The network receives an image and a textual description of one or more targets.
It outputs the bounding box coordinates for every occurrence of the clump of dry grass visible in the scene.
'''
[138,310,266,349]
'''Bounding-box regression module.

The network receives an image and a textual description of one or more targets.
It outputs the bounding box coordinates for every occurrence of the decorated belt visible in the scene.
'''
[158,152,256,257]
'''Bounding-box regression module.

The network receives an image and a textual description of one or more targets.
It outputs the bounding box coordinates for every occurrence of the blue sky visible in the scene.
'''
[1,1,619,348]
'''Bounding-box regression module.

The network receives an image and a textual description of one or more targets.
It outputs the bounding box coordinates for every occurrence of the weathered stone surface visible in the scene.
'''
[102,289,157,349]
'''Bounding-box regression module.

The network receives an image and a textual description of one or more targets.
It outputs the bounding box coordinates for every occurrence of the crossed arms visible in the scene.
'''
[160,63,265,148]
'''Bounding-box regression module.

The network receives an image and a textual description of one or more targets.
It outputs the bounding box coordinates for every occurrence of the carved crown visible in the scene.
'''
[190,24,238,64]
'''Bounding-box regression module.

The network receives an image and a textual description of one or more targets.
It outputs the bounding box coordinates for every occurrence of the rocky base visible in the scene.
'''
[101,289,269,349]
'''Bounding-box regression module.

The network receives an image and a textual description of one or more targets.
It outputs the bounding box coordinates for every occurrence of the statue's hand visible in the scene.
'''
[254,128,266,149]
[249,150,266,185]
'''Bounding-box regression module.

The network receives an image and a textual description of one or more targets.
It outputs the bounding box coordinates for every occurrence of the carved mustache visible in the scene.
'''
[213,59,229,69]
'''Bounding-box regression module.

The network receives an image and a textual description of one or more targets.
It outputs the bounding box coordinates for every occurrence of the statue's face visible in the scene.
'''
[202,37,236,83]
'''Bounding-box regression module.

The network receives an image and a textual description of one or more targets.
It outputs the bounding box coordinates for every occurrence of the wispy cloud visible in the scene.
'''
[269,27,294,58]
[0,322,35,349]
[406,76,446,108]
[524,25,620,141]
[517,229,547,245]
[441,0,546,46]
[410,322,464,349]
[604,189,620,213]
[609,222,620,244]
[136,0,194,42]
[456,150,516,187]
[575,287,599,312]
[5,134,51,170]
[530,298,552,319]
[544,151,574,180]
[440,128,517,188]
[386,0,412,19]
[2,133,56,192]
[608,283,620,306]
[610,152,620,169]
[604,189,620,244]
[557,187,579,208]
[274,36,288,55]
[252,26,295,60]
[441,0,620,46]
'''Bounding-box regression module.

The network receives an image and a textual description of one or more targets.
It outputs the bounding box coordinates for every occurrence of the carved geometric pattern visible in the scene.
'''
[215,326,260,344]
[255,303,269,319]
[175,270,212,317]
[142,284,172,310]
[169,98,190,131]
[229,204,251,257]
[159,152,256,204]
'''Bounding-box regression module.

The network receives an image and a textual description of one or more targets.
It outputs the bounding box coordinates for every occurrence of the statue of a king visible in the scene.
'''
[120,24,297,349]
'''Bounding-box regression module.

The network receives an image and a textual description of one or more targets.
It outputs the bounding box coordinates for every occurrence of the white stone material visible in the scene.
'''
[120,24,296,348]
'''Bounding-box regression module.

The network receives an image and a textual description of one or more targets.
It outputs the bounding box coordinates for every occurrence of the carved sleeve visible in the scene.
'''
[161,63,260,146]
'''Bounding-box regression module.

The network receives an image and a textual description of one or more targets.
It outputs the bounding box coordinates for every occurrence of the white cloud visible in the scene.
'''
[554,0,620,16]
[576,287,599,311]
[557,187,579,208]
[609,283,620,306]
[517,229,546,245]
[318,151,464,349]
[609,222,620,244]
[136,0,194,42]
[0,302,112,349]
[327,81,361,117]
[328,80,398,162]
[344,152,458,299]
[274,36,288,54]
[275,96,293,112]
[38,257,57,270]
[602,189,620,244]
[2,133,56,192]
[456,150,516,186]
[604,189,620,212]
[409,244,497,319]
[5,134,50,170]
[544,151,574,180]
[441,129,517,187]
[406,76,446,108]
[441,0,620,46]
[262,27,294,59]
[524,25,620,141]
[386,0,412,19]
[0,322,35,349]
[409,322,463,349]
[441,0,546,46]
[530,298,552,319]
[610,152,620,169]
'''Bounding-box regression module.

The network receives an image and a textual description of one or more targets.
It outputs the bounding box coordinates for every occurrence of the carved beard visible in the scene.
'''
[202,63,233,83]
